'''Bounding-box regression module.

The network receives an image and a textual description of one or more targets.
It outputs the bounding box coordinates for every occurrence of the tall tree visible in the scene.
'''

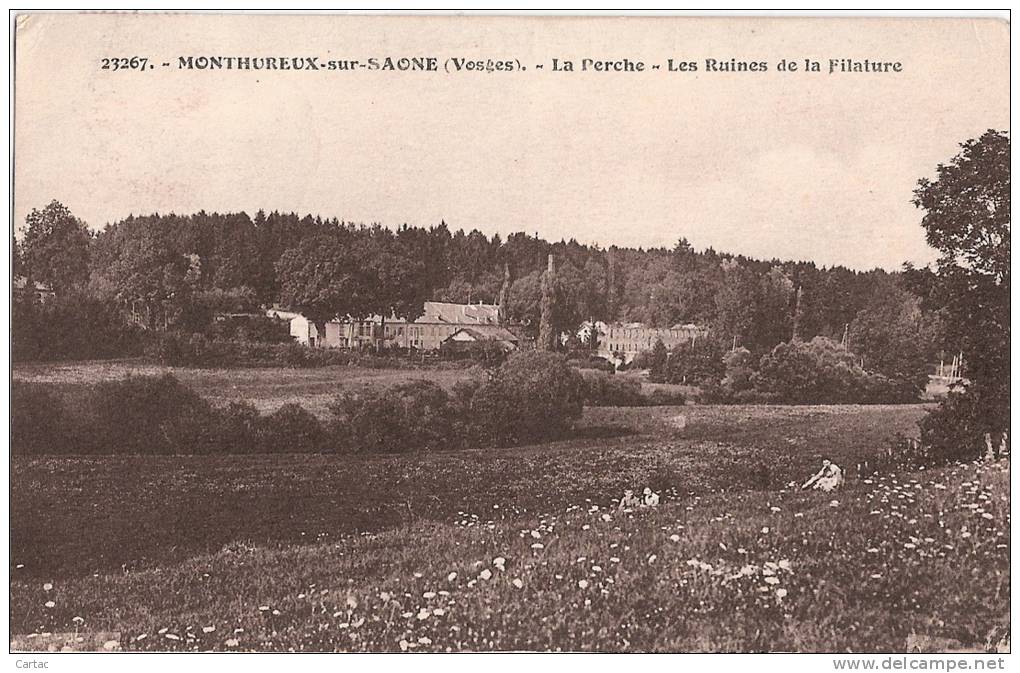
[537,254,558,351]
[912,129,1010,455]
[90,214,194,329]
[276,229,371,339]
[753,266,795,351]
[791,286,805,342]
[850,278,939,394]
[21,200,91,294]
[365,225,432,347]
[916,130,1009,284]
[713,258,757,350]
[497,262,512,325]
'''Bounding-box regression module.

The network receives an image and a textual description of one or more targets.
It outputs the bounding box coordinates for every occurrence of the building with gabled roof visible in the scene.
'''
[442,326,520,351]
[288,300,516,350]
[420,301,499,325]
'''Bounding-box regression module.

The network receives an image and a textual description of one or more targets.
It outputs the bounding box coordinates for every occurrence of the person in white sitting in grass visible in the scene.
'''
[801,459,844,492]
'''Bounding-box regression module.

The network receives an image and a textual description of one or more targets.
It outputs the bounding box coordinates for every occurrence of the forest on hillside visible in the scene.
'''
[14,202,945,367]
[10,129,1009,439]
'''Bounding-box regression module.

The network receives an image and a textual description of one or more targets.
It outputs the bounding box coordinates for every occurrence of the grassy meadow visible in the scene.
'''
[9,362,1010,652]
[12,359,486,417]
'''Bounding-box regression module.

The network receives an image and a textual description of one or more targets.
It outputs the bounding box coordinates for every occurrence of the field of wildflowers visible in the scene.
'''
[10,402,1009,652]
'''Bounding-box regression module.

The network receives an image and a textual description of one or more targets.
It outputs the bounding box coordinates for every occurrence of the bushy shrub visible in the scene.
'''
[581,371,645,406]
[753,337,919,404]
[917,388,999,464]
[470,351,586,445]
[260,403,328,453]
[216,401,263,453]
[755,339,840,403]
[11,375,333,456]
[721,347,755,394]
[330,380,456,453]
[658,338,726,386]
[85,374,217,454]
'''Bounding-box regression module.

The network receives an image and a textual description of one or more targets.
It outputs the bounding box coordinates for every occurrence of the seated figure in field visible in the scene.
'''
[801,459,844,492]
[642,487,660,507]
[618,489,640,510]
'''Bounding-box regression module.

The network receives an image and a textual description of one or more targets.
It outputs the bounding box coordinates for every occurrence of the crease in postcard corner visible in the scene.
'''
[14,13,48,57]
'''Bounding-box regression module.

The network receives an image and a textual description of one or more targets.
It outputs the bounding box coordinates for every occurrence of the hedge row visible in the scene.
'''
[12,352,587,455]
[144,332,476,370]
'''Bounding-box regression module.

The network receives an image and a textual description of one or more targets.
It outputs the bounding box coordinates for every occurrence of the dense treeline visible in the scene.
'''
[15,199,947,364]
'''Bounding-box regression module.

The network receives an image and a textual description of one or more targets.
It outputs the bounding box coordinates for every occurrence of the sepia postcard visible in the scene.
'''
[8,11,1011,666]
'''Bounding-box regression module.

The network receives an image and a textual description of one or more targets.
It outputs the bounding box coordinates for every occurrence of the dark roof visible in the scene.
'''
[444,326,520,343]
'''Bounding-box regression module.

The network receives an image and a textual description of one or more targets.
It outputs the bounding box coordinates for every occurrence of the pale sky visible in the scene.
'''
[14,14,1010,270]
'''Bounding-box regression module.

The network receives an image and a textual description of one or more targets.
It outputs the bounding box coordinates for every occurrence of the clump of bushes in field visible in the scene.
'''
[12,352,589,455]
[645,338,727,386]
[12,375,334,455]
[472,350,586,445]
[332,351,587,451]
[751,337,919,404]
[330,380,459,453]
[581,372,646,406]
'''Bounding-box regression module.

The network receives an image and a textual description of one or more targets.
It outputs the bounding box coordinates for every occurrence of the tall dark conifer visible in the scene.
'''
[537,254,558,351]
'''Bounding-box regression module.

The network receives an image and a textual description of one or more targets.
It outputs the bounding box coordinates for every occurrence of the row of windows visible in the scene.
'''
[334,323,467,338]
[605,336,698,352]
[606,330,697,340]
